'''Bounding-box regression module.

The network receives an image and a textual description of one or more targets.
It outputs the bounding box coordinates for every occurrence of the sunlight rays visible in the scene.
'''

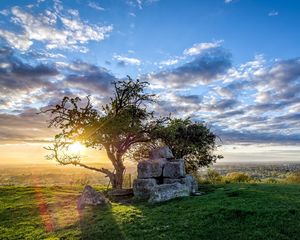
[68,142,85,155]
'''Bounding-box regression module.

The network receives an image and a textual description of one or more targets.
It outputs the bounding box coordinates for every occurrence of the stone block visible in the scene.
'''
[163,178,182,184]
[133,178,157,200]
[163,175,198,194]
[163,159,186,178]
[149,146,174,159]
[148,182,190,203]
[186,174,198,194]
[137,158,166,178]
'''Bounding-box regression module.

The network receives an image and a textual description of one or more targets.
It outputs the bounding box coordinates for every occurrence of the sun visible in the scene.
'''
[68,142,84,154]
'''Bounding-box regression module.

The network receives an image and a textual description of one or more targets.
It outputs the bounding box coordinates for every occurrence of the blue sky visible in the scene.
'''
[0,0,300,163]
[2,0,300,76]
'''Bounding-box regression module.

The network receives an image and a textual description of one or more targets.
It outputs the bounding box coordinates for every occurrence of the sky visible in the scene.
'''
[0,0,300,166]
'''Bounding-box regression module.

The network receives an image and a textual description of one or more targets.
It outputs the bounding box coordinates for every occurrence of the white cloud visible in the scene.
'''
[53,0,63,14]
[0,62,11,69]
[146,48,232,89]
[268,10,279,16]
[224,0,233,3]
[68,9,79,16]
[0,9,9,16]
[183,40,223,56]
[113,55,141,66]
[136,0,143,9]
[88,2,105,11]
[0,29,33,51]
[126,0,159,9]
[159,58,179,66]
[0,6,112,52]
[31,50,66,59]
[60,16,112,44]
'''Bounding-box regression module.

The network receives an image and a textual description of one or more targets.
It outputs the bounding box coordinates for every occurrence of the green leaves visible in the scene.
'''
[154,118,223,172]
[43,78,162,188]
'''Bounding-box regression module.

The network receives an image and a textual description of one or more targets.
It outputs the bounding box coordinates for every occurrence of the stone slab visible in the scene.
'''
[163,159,186,178]
[137,158,166,178]
[133,178,157,200]
[163,174,198,194]
[148,182,190,203]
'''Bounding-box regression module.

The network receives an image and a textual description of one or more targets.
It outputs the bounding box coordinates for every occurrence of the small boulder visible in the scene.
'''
[133,178,157,200]
[163,159,186,178]
[149,146,174,159]
[148,182,190,203]
[137,158,166,178]
[77,185,109,209]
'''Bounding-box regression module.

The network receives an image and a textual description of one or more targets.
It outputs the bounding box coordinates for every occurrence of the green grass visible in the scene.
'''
[1,184,300,240]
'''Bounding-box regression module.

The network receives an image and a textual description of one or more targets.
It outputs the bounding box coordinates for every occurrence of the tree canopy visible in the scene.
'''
[155,118,223,172]
[42,78,222,188]
[42,78,165,189]
[130,118,223,173]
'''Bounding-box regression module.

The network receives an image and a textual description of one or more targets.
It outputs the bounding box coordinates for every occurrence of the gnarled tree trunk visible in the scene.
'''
[106,145,126,189]
[110,166,125,189]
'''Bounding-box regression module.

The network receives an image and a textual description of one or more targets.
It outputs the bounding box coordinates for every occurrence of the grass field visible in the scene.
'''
[1,184,300,240]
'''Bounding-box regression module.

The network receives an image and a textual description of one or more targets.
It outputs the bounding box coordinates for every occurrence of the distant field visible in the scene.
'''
[200,161,300,180]
[1,161,300,186]
[1,184,300,240]
[0,164,136,187]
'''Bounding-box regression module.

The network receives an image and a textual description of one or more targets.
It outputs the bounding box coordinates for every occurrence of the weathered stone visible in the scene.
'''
[133,178,157,200]
[137,158,166,178]
[186,174,198,194]
[77,185,109,209]
[163,174,198,194]
[163,159,186,178]
[149,146,174,159]
[148,182,190,203]
[163,178,182,184]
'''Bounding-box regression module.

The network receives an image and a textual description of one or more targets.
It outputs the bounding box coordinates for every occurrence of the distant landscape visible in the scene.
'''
[1,161,300,187]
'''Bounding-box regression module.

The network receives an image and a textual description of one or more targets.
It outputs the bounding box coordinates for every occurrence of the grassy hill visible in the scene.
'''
[1,184,300,240]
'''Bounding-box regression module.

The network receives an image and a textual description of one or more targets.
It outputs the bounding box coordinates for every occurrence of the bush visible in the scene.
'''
[206,169,223,184]
[194,174,209,184]
[264,178,279,184]
[224,172,251,183]
[285,172,300,183]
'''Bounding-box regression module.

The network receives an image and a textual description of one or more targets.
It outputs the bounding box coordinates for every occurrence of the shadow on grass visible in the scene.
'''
[2,184,300,240]
[79,205,125,240]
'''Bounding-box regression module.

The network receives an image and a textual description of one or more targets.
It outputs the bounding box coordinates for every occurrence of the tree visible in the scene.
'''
[156,118,223,172]
[42,78,165,189]
[131,118,223,173]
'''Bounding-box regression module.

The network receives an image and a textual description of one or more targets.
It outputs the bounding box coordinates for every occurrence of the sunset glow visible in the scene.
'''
[68,142,85,155]
[0,0,299,165]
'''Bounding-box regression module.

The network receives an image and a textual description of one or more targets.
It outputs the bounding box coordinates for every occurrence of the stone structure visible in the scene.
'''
[77,185,110,209]
[133,147,198,203]
[149,146,174,159]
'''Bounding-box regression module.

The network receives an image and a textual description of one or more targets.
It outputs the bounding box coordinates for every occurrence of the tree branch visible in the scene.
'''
[44,141,114,177]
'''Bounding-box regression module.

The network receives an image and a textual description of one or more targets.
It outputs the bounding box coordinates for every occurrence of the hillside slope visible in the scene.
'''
[0,184,300,240]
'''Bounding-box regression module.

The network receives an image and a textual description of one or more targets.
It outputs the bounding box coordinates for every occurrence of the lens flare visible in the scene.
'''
[68,142,84,154]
